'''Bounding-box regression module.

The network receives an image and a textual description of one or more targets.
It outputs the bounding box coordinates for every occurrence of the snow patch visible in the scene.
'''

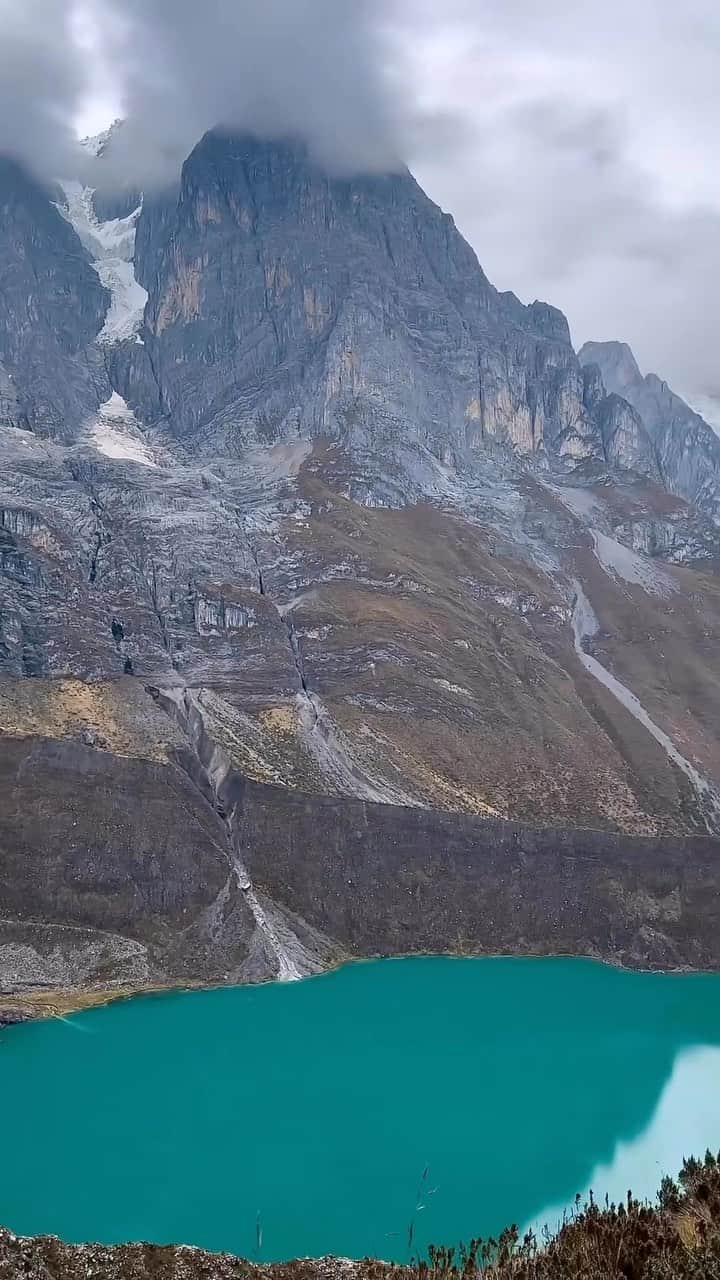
[551,485,604,520]
[433,678,471,698]
[571,581,720,833]
[79,121,121,159]
[88,393,158,467]
[56,181,148,345]
[593,531,677,597]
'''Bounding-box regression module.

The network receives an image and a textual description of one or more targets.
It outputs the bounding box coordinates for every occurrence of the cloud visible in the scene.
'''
[85,0,404,186]
[404,0,720,396]
[0,0,718,397]
[0,0,86,178]
[0,0,407,186]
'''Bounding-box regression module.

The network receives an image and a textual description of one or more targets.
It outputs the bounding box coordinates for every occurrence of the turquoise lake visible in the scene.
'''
[2,956,720,1260]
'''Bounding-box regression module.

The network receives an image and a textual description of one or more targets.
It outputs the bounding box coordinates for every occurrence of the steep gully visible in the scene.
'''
[142,523,420,980]
[570,581,720,835]
[243,521,420,807]
[148,682,306,981]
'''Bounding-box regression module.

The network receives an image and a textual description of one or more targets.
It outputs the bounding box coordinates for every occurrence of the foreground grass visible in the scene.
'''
[410,1152,720,1278]
[2,1155,720,1278]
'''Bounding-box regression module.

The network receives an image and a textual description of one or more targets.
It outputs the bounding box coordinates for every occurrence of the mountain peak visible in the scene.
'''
[79,119,125,160]
[3,120,720,1019]
[578,340,642,393]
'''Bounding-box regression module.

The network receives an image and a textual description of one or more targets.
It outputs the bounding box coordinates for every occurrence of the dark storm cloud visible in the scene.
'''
[0,1,85,177]
[0,0,406,185]
[88,0,404,187]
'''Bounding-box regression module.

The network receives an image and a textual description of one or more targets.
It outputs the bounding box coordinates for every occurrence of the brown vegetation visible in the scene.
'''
[413,1152,720,1278]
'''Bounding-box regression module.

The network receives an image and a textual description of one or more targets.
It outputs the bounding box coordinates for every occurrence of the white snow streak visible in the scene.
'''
[571,581,720,832]
[593,531,676,597]
[56,181,148,345]
[89,393,158,467]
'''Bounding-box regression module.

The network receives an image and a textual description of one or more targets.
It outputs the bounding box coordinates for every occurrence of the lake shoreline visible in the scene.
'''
[3,955,720,1259]
[3,944,719,1027]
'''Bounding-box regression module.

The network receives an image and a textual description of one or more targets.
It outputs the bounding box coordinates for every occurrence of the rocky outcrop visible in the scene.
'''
[0,1230,388,1280]
[590,390,661,481]
[234,777,720,971]
[0,730,335,1010]
[0,734,258,985]
[579,341,720,522]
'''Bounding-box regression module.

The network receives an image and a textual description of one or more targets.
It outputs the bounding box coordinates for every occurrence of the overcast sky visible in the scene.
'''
[1,0,718,402]
[403,1,720,407]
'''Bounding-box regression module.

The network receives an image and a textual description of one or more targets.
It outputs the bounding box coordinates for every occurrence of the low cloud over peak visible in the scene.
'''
[0,1,88,178]
[1,0,406,187]
[0,0,718,400]
[88,0,404,185]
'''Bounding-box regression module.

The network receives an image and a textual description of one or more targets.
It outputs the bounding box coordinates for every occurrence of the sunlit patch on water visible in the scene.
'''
[529,1045,720,1239]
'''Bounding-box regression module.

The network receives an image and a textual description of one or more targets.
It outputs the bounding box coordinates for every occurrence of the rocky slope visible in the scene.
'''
[2,129,720,1008]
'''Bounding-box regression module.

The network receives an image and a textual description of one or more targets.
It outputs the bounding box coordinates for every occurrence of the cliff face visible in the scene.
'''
[1,721,718,1024]
[0,160,110,437]
[2,130,720,1004]
[579,341,720,521]
[117,132,610,470]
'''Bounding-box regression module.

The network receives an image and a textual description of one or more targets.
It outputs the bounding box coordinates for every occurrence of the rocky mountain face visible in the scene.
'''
[0,160,110,438]
[122,133,597,464]
[579,340,720,522]
[112,132,669,485]
[2,129,720,1013]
